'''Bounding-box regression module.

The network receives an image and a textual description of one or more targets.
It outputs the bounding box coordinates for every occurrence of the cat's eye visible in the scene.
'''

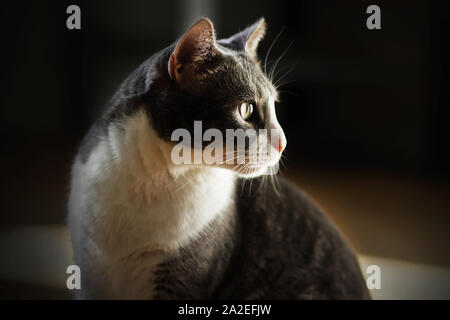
[239,102,254,120]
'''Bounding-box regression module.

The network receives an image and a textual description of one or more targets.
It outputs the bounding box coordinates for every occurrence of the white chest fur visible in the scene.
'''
[68,110,236,299]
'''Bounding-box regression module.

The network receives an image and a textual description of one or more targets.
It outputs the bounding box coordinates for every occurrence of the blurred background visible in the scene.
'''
[0,0,449,299]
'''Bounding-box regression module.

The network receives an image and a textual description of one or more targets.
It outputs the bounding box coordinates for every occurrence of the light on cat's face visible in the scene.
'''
[229,95,287,178]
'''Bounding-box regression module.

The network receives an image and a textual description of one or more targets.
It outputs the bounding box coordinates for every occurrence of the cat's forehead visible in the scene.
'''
[208,48,278,103]
[236,53,277,99]
[234,53,277,101]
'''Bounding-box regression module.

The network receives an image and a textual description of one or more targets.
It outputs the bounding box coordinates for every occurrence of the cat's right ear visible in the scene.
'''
[168,18,221,82]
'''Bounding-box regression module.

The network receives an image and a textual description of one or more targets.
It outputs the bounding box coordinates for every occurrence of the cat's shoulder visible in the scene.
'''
[235,175,346,250]
[236,176,327,223]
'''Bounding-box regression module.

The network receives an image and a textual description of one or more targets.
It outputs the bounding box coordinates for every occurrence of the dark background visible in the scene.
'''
[0,0,449,298]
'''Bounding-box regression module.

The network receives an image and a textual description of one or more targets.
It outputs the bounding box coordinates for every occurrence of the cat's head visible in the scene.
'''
[148,18,286,178]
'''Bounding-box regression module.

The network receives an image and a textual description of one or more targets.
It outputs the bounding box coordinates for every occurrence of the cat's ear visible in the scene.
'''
[219,18,266,60]
[168,18,222,82]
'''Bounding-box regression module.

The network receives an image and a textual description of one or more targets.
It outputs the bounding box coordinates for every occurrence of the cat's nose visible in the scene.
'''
[271,129,286,154]
[277,132,287,153]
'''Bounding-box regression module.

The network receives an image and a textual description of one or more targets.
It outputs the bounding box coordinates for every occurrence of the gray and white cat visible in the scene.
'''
[68,18,370,299]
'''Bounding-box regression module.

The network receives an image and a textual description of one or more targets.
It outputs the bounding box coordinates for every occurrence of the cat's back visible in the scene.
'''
[217,176,371,299]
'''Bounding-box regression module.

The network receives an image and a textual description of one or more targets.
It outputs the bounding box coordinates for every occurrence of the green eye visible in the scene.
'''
[239,102,254,120]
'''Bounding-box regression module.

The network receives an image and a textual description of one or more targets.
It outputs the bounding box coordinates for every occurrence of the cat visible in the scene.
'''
[68,17,370,299]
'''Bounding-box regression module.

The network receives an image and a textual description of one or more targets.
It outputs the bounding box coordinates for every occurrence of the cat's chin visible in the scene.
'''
[233,165,271,178]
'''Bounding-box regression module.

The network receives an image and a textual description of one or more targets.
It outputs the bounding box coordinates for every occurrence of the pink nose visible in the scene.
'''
[273,132,287,153]
[278,136,286,153]
[278,138,284,153]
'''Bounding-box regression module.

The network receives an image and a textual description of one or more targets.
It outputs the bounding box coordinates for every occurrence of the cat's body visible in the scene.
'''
[68,18,370,299]
[152,177,370,299]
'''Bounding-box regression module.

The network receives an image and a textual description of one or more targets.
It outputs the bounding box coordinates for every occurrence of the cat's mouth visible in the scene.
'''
[232,164,266,178]
[231,161,280,178]
[209,142,284,177]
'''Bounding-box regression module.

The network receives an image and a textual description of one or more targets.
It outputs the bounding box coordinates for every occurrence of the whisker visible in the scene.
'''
[273,62,298,88]
[264,26,285,77]
[269,41,294,82]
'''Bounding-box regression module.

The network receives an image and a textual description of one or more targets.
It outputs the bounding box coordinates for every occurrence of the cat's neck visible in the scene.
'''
[90,109,236,254]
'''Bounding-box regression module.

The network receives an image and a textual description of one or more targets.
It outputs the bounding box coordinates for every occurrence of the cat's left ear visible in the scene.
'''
[219,18,266,60]
[168,18,222,83]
